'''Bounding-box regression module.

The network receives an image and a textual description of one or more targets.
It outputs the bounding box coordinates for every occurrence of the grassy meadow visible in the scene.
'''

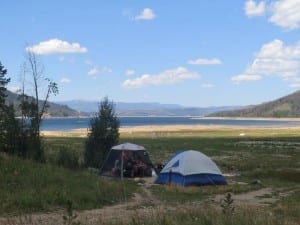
[0,126,299,224]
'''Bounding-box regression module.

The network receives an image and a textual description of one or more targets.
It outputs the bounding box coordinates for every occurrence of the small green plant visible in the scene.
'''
[221,192,235,216]
[57,147,80,170]
[63,200,81,225]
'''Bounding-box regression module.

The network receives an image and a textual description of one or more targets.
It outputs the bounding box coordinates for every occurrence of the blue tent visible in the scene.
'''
[155,150,227,186]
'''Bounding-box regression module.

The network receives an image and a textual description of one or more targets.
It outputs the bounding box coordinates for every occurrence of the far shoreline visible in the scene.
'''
[41,124,300,137]
[43,115,300,121]
[198,116,300,121]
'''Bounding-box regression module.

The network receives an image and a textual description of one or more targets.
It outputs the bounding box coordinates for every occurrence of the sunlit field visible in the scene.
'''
[1,126,299,224]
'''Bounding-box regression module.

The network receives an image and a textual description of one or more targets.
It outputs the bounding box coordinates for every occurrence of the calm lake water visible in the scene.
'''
[40,117,300,131]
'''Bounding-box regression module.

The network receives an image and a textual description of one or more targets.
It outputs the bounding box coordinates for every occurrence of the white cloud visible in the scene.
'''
[134,8,156,20]
[125,69,135,76]
[290,83,300,88]
[26,39,88,55]
[231,74,262,83]
[87,62,112,76]
[60,78,71,84]
[245,0,300,30]
[269,0,300,30]
[122,67,200,89]
[232,39,300,84]
[88,68,99,76]
[101,67,112,73]
[188,58,222,65]
[245,0,265,17]
[201,83,215,88]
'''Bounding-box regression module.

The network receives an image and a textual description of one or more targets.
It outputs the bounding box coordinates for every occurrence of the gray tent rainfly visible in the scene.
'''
[100,143,154,179]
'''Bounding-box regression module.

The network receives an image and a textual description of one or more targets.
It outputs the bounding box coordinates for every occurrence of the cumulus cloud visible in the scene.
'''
[245,0,265,17]
[201,83,215,88]
[26,39,88,55]
[60,78,71,84]
[245,0,300,30]
[122,67,200,89]
[269,0,300,29]
[188,58,222,65]
[125,69,135,76]
[88,68,99,76]
[134,8,156,20]
[231,39,300,84]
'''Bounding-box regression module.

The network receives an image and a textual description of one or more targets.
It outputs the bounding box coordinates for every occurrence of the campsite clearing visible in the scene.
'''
[1,125,299,224]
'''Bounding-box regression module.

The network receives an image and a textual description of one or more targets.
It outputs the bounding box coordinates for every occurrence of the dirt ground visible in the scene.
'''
[0,177,292,225]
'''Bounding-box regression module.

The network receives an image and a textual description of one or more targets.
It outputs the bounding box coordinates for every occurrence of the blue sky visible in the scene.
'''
[1,0,300,107]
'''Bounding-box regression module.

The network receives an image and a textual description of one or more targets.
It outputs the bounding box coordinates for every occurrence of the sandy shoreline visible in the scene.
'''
[199,116,300,121]
[40,116,300,137]
[41,124,300,137]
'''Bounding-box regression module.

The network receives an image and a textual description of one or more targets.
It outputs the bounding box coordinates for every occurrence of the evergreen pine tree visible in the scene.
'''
[85,97,120,168]
[0,62,22,154]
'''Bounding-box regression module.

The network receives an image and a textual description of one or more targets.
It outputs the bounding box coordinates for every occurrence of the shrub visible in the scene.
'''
[57,147,80,170]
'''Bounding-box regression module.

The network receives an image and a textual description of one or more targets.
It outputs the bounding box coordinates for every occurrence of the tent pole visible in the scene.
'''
[121,150,124,180]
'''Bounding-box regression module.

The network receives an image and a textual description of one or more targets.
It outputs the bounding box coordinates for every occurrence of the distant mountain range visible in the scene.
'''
[5,90,82,117]
[5,90,240,117]
[57,100,183,112]
[7,89,300,118]
[209,90,300,118]
[56,100,241,117]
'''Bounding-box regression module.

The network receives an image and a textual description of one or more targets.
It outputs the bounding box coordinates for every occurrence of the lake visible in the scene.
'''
[40,117,300,131]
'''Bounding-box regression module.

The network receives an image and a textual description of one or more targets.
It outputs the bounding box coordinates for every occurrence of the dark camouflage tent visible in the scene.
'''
[100,143,154,179]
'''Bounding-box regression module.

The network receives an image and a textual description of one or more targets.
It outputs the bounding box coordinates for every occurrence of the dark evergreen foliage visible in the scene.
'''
[0,62,10,108]
[57,147,80,170]
[85,97,120,168]
[0,62,16,152]
[0,104,22,154]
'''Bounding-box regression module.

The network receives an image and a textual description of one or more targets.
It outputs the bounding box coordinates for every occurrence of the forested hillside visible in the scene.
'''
[209,91,300,118]
[5,90,82,117]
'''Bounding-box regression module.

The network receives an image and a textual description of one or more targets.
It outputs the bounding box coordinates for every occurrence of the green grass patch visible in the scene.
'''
[273,189,300,221]
[3,127,299,223]
[0,153,138,215]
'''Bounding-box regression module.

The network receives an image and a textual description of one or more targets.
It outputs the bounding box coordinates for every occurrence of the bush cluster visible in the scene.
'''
[56,147,80,170]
